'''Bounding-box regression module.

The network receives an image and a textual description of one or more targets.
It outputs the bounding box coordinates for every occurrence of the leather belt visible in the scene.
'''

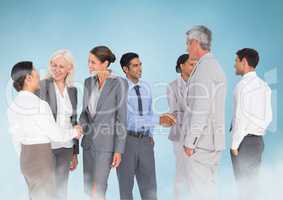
[128,130,150,138]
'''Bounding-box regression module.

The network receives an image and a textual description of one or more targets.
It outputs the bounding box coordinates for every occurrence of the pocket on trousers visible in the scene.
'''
[81,136,92,150]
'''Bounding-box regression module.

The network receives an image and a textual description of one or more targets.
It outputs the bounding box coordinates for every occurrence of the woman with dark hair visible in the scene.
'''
[166,54,197,199]
[7,61,82,200]
[79,46,128,199]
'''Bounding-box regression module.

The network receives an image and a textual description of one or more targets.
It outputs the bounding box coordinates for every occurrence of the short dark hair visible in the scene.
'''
[90,45,116,66]
[236,48,259,68]
[176,54,189,73]
[11,61,33,92]
[120,52,139,72]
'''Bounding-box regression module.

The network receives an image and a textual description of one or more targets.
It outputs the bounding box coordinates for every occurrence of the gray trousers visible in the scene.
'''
[172,142,188,200]
[21,143,56,200]
[184,148,221,200]
[117,135,157,200]
[52,148,73,200]
[231,135,264,200]
[83,147,113,199]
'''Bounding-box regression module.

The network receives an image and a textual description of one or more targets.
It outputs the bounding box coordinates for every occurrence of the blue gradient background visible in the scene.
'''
[0,0,282,199]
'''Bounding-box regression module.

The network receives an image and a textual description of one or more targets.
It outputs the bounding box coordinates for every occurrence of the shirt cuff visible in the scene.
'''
[231,133,245,150]
[151,114,160,125]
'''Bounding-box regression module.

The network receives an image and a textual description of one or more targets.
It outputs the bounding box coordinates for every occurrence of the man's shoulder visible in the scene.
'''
[111,76,128,88]
[139,80,152,91]
[255,75,271,91]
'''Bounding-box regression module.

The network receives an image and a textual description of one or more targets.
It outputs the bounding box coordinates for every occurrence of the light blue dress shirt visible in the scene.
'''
[126,78,159,135]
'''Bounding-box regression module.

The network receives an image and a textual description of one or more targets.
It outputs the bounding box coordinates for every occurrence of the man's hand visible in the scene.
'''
[149,137,155,147]
[112,152,122,168]
[74,125,83,139]
[183,146,194,157]
[231,149,239,156]
[70,154,78,171]
[160,113,176,127]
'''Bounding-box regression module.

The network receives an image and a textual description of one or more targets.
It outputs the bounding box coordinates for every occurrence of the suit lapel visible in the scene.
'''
[46,80,58,120]
[67,87,76,111]
[95,78,116,116]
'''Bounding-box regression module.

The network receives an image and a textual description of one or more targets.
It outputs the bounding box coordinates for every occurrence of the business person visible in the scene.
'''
[117,52,176,200]
[167,53,197,199]
[182,25,227,200]
[7,61,82,200]
[37,49,79,200]
[79,46,128,200]
[231,48,272,199]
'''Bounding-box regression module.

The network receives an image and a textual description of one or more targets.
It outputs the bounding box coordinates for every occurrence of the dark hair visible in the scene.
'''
[11,61,33,92]
[176,54,189,73]
[90,45,116,67]
[120,52,139,72]
[236,48,259,68]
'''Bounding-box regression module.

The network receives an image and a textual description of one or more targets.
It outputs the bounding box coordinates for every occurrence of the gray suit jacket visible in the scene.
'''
[167,78,188,142]
[36,78,79,154]
[79,75,128,153]
[183,53,227,151]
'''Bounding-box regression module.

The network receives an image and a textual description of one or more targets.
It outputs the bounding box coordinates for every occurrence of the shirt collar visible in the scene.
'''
[53,82,67,96]
[18,90,36,97]
[127,78,142,90]
[177,76,189,88]
[242,71,257,80]
[190,52,212,78]
[198,52,212,63]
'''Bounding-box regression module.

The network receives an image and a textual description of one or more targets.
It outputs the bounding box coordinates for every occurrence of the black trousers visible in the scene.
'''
[230,134,264,200]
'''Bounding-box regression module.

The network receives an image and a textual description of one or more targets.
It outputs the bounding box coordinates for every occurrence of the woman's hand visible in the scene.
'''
[112,152,122,168]
[70,154,78,171]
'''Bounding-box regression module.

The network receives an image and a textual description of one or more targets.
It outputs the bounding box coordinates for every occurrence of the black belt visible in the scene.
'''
[246,134,262,137]
[128,130,150,138]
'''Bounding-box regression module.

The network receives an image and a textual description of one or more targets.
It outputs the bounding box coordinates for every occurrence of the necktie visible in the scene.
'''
[133,85,143,116]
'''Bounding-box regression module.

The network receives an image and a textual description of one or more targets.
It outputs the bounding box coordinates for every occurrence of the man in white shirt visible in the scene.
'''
[231,48,272,199]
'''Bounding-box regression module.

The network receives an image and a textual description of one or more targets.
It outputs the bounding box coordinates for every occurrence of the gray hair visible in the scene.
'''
[186,25,212,51]
[46,49,75,87]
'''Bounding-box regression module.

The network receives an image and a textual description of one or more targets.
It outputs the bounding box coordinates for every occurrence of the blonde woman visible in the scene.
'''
[37,49,79,200]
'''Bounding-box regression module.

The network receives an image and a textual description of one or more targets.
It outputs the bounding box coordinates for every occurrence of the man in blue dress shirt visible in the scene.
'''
[117,52,176,200]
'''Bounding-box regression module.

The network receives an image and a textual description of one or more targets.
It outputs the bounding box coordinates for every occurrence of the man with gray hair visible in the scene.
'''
[181,25,227,200]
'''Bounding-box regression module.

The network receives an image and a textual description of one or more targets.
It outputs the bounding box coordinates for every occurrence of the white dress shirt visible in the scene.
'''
[88,78,102,118]
[52,83,74,149]
[7,91,78,155]
[231,71,272,149]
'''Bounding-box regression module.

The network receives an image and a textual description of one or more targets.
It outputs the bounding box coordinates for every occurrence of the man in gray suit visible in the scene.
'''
[117,52,176,200]
[182,25,227,200]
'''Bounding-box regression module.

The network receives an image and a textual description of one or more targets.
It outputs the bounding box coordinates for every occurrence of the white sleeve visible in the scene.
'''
[7,110,22,156]
[231,85,246,149]
[263,86,272,129]
[35,101,78,142]
[10,127,22,156]
[167,84,178,114]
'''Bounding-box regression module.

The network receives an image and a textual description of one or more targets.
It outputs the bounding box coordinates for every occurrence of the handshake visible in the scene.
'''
[73,124,84,139]
[159,113,177,127]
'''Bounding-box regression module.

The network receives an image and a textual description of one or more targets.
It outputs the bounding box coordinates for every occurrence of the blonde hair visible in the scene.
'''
[46,49,75,87]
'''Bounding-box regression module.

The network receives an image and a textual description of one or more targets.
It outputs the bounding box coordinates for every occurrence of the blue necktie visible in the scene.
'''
[133,85,143,116]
